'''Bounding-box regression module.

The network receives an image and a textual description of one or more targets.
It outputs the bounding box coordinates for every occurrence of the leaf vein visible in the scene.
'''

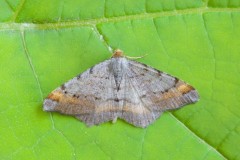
[1,7,240,31]
[20,29,43,101]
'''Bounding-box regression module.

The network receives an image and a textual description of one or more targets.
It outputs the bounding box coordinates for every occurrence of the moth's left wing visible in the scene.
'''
[43,59,119,126]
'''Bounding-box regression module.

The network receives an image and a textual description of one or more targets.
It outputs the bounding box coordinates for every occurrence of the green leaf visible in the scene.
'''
[1,0,240,159]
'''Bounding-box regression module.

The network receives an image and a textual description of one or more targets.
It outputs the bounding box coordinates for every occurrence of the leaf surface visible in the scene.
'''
[0,0,240,159]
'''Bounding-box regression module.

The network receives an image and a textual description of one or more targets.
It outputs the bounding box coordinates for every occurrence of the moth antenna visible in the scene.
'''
[125,54,148,60]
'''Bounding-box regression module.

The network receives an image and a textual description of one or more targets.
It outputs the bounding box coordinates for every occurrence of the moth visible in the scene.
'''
[43,49,199,128]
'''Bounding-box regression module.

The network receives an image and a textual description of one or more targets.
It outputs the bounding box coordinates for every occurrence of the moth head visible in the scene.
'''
[112,49,124,58]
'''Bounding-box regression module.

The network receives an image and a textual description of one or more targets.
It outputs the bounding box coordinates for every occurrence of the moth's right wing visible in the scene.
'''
[119,60,199,128]
[127,60,199,111]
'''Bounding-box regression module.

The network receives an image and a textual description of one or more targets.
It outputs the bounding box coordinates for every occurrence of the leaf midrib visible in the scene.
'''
[1,7,240,31]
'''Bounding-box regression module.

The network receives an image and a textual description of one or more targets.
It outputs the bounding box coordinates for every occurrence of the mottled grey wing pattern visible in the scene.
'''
[119,74,162,127]
[128,60,199,110]
[116,60,198,127]
[43,56,199,128]
[43,59,119,125]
